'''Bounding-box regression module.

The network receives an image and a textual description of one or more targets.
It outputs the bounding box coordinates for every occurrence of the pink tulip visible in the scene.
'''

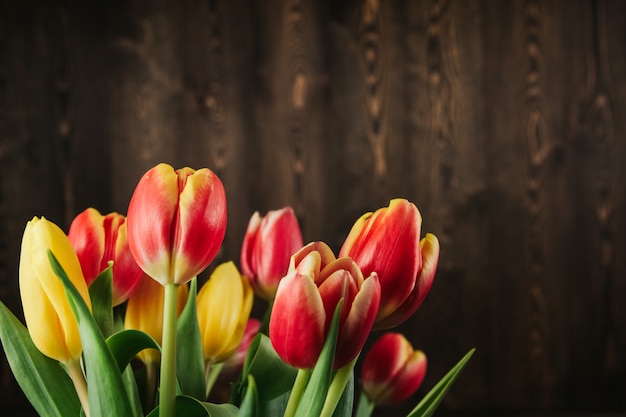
[240,207,303,300]
[126,163,227,286]
[339,199,439,329]
[361,332,427,405]
[68,208,144,305]
[269,242,380,370]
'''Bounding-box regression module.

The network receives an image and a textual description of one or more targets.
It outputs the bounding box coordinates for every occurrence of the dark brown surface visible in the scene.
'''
[1,0,625,415]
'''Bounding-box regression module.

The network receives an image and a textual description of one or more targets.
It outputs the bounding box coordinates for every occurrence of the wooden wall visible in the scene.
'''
[1,0,625,415]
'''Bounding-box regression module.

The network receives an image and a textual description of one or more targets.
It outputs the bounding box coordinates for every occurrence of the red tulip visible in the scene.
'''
[339,199,439,329]
[68,208,144,306]
[240,207,303,300]
[269,242,380,370]
[361,332,427,405]
[126,163,227,286]
[223,318,261,372]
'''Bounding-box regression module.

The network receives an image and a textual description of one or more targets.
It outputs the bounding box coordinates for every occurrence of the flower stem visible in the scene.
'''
[319,355,358,417]
[283,368,312,417]
[159,283,179,417]
[66,359,90,417]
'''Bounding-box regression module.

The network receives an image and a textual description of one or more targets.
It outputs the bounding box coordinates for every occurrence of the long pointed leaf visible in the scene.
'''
[237,375,259,417]
[0,301,81,417]
[48,250,134,417]
[88,264,114,337]
[406,348,475,417]
[177,278,206,399]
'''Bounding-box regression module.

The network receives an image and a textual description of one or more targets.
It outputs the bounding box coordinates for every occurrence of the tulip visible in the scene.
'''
[197,262,253,364]
[126,163,227,286]
[240,207,303,300]
[123,275,189,365]
[19,217,92,364]
[361,333,427,405]
[339,199,440,329]
[269,241,380,370]
[68,208,144,306]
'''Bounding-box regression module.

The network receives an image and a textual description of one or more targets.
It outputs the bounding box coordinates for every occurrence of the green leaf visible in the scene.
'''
[294,301,342,417]
[106,329,160,371]
[406,348,475,417]
[177,278,207,399]
[237,375,259,417]
[122,362,145,417]
[48,250,136,417]
[234,333,298,404]
[146,395,239,417]
[88,263,114,337]
[0,301,81,417]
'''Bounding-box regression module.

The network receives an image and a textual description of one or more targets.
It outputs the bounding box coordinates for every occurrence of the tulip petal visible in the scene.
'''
[334,273,380,369]
[269,270,326,369]
[173,168,227,284]
[375,233,439,330]
[127,164,179,284]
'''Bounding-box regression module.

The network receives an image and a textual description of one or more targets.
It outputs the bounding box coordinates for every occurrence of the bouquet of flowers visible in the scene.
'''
[0,163,473,417]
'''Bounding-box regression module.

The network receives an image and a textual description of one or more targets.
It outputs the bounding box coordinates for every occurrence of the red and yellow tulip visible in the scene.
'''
[240,207,303,300]
[339,199,439,329]
[19,217,92,364]
[361,332,427,405]
[269,242,380,370]
[68,208,144,305]
[126,163,227,286]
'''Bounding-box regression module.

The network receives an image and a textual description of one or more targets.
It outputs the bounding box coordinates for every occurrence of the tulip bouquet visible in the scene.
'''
[0,163,473,417]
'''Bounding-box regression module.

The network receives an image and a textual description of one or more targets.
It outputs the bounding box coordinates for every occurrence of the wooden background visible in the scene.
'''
[1,0,625,415]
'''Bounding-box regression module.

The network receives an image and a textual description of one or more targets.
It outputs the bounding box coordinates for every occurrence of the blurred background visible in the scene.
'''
[1,0,625,416]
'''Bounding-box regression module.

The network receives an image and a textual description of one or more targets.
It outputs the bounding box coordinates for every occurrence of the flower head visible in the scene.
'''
[68,208,144,305]
[126,163,227,286]
[361,332,427,405]
[241,207,303,300]
[340,199,439,328]
[197,261,254,364]
[19,217,92,363]
[270,242,380,370]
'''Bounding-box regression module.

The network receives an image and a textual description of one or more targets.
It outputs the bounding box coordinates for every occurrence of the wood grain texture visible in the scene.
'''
[1,0,625,414]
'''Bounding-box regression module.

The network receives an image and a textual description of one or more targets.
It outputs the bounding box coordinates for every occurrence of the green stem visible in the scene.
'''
[159,283,179,417]
[66,359,90,417]
[283,368,312,417]
[319,355,358,417]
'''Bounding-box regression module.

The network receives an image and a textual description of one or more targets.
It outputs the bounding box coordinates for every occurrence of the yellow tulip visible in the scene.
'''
[197,262,253,364]
[124,275,188,365]
[19,217,92,364]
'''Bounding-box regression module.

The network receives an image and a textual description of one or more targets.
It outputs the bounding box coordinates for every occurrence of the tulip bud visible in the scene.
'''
[240,207,303,300]
[197,262,254,364]
[126,163,227,286]
[361,333,427,405]
[68,208,144,306]
[339,199,439,328]
[270,242,380,370]
[19,217,92,364]
[124,275,188,365]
